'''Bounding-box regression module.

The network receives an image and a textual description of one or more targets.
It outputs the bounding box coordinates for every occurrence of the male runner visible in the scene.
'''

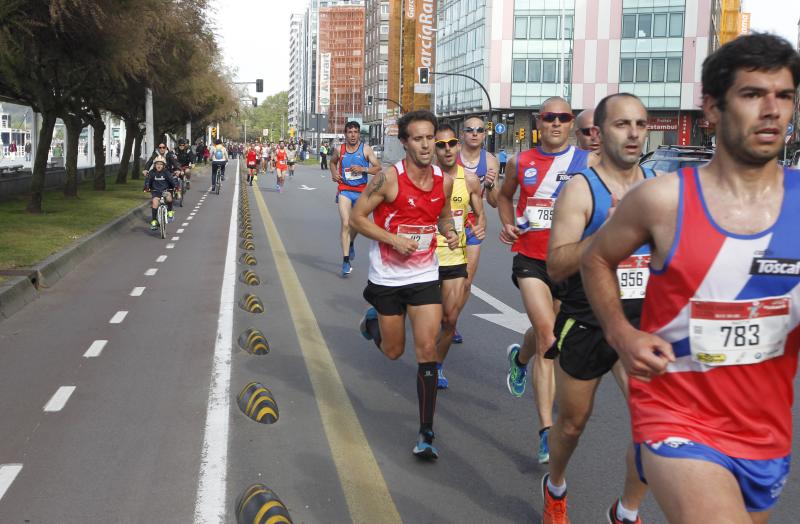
[245,144,258,185]
[574,109,601,153]
[287,143,297,177]
[260,141,269,174]
[543,93,653,524]
[581,33,800,523]
[274,140,288,192]
[351,110,459,460]
[433,123,486,389]
[498,97,593,464]
[330,121,381,277]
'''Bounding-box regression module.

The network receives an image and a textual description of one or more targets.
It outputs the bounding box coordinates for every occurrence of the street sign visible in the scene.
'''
[495,123,506,135]
[262,129,269,137]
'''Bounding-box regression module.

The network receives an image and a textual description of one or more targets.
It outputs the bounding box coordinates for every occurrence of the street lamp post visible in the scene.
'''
[429,71,495,152]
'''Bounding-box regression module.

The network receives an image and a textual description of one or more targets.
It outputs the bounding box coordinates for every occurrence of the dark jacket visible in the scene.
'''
[144,167,178,193]
[175,147,195,166]
[145,149,180,172]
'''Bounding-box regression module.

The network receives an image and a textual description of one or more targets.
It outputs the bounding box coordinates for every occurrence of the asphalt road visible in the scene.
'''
[0,161,799,523]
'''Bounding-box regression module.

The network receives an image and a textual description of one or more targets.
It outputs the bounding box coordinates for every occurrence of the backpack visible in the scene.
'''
[214,148,224,160]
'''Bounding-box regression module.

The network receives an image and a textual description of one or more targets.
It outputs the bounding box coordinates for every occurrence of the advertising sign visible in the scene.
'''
[319,52,331,113]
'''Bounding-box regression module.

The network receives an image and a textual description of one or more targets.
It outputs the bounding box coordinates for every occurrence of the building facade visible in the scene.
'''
[363,0,390,144]
[288,13,304,137]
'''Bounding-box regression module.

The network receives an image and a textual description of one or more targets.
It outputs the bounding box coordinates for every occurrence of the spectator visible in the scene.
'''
[24,142,31,161]
[320,142,328,170]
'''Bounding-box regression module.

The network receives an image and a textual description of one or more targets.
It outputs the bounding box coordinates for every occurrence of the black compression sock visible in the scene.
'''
[417,362,438,433]
[167,201,173,211]
[343,256,350,263]
[151,208,157,220]
[514,353,526,368]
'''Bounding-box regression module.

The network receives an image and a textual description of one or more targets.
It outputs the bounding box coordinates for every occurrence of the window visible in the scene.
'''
[544,16,559,39]
[530,16,543,39]
[636,58,650,81]
[653,14,667,37]
[669,13,683,37]
[637,14,651,38]
[542,60,557,82]
[380,24,388,34]
[666,58,681,82]
[380,3,388,15]
[620,59,634,82]
[622,15,636,38]
[514,16,528,39]
[651,58,665,82]
[527,59,541,82]
[513,59,527,83]
[379,64,388,73]
[564,16,574,39]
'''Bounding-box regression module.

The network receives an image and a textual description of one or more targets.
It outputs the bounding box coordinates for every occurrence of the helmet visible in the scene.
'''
[178,138,188,146]
[153,155,167,166]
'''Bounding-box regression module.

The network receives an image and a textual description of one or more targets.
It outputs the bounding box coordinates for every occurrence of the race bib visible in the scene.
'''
[524,198,555,230]
[453,209,464,232]
[344,167,363,181]
[397,224,436,251]
[617,255,650,300]
[689,296,790,366]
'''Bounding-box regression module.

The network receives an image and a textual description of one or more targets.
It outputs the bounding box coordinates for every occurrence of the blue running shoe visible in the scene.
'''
[538,427,551,464]
[436,363,448,390]
[342,261,352,277]
[359,307,379,341]
[349,243,355,261]
[412,430,439,460]
[506,344,527,397]
[452,328,463,344]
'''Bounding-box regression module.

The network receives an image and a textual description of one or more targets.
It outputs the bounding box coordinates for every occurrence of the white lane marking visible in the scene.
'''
[43,386,76,412]
[187,217,194,221]
[157,255,168,262]
[145,268,158,276]
[471,285,531,335]
[83,340,108,358]
[182,222,189,227]
[109,311,128,324]
[130,287,146,297]
[0,464,23,502]
[171,236,180,241]
[190,213,196,217]
[177,229,185,234]
[194,158,238,523]
[166,243,176,249]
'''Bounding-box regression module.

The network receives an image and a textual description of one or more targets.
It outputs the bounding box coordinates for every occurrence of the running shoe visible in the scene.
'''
[150,220,158,230]
[274,184,280,191]
[167,210,175,221]
[359,307,379,341]
[606,500,642,524]
[452,328,463,344]
[506,343,527,397]
[349,243,356,261]
[538,427,551,464]
[342,261,352,277]
[412,430,439,460]
[436,363,448,390]
[541,474,570,524]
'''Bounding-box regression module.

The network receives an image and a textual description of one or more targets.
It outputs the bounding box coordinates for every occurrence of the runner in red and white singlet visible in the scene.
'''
[350,111,458,461]
[245,144,258,186]
[274,140,288,193]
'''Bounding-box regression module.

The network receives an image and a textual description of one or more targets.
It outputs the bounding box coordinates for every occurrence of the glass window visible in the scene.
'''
[653,14,667,37]
[564,59,572,83]
[379,24,389,34]
[651,58,665,82]
[513,59,527,82]
[530,16,543,39]
[542,60,557,82]
[381,4,389,15]
[666,58,681,81]
[544,16,559,39]
[638,14,652,38]
[622,15,637,38]
[636,58,650,82]
[514,16,528,39]
[564,16,574,39]
[669,13,684,37]
[528,59,541,82]
[620,59,634,82]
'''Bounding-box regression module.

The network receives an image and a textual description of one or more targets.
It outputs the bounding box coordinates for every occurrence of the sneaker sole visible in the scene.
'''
[506,344,525,398]
[412,446,439,460]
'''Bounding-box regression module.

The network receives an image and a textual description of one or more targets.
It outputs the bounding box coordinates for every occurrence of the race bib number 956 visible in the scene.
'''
[617,255,650,300]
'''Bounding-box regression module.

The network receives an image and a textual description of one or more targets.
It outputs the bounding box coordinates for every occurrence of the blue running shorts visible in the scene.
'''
[465,224,482,246]
[336,190,361,204]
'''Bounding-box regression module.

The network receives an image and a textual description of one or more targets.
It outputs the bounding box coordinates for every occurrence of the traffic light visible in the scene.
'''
[256,79,263,93]
[532,129,539,144]
[367,95,373,106]
[211,127,217,138]
[418,67,429,84]
[252,97,258,107]
[518,128,525,141]
[486,121,494,135]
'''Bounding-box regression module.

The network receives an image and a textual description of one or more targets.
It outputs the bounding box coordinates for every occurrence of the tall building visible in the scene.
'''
[363,0,390,144]
[288,13,304,137]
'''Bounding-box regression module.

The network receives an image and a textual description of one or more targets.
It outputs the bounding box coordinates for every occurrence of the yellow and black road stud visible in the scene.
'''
[240,239,255,251]
[239,253,257,266]
[237,382,279,423]
[241,230,254,240]
[239,270,261,286]
[235,484,292,524]
[240,293,264,313]
[238,329,270,355]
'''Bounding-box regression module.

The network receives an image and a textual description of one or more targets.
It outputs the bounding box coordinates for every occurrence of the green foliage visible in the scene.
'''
[232,91,289,142]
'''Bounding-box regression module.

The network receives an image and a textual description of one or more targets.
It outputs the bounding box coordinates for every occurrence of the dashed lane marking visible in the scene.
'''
[130,287,146,297]
[166,243,176,249]
[177,229,185,234]
[190,213,196,217]
[43,386,76,412]
[109,311,128,324]
[145,268,158,276]
[83,340,108,358]
[157,255,168,262]
[187,217,194,221]
[0,464,22,502]
[182,222,189,227]
[171,236,180,241]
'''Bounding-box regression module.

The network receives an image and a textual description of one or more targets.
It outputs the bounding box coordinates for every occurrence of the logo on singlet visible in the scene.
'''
[749,258,800,276]
[523,168,538,185]
[408,197,416,207]
[556,172,573,182]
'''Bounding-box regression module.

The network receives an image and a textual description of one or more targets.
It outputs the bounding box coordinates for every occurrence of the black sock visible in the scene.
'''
[539,426,551,436]
[514,353,526,368]
[167,201,173,212]
[366,318,381,347]
[343,256,350,263]
[151,208,157,220]
[417,362,438,434]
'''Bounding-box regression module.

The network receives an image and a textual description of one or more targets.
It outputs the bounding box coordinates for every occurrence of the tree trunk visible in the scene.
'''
[92,117,106,191]
[63,115,83,198]
[131,131,143,180]
[116,120,137,184]
[26,112,57,214]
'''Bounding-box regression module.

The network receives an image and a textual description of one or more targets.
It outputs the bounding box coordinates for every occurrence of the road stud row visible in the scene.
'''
[235,484,292,524]
[238,328,270,355]
[237,382,279,424]
[241,239,255,251]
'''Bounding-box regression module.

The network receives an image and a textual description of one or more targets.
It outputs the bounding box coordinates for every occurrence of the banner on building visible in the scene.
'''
[319,52,331,113]
[678,114,692,145]
[647,116,678,131]
[413,0,436,95]
[740,13,751,35]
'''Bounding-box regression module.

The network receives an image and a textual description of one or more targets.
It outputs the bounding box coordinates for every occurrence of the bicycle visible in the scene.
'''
[173,173,184,207]
[156,193,169,239]
[212,162,225,195]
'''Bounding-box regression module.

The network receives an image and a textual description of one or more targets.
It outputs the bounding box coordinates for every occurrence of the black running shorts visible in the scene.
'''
[511,253,566,298]
[363,280,441,316]
[552,312,618,380]
[439,263,468,281]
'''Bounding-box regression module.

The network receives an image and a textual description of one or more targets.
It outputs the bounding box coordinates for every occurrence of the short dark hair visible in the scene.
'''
[344,121,360,132]
[594,93,643,129]
[702,32,800,111]
[398,110,438,140]
[436,121,456,135]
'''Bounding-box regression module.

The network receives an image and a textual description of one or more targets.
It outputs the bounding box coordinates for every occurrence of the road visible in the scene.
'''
[0,161,799,523]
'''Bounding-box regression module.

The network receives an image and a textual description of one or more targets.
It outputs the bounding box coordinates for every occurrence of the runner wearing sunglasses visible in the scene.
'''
[574,108,601,153]
[498,97,595,466]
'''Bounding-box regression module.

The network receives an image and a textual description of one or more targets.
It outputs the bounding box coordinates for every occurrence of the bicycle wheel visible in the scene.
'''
[158,205,167,239]
[215,178,220,195]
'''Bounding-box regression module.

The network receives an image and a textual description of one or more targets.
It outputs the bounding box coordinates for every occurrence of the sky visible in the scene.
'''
[743,0,800,45]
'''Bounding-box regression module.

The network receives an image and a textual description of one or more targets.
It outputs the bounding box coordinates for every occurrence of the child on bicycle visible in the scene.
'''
[143,156,178,230]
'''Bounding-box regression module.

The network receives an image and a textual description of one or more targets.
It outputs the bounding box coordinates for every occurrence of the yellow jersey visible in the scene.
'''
[436,165,469,267]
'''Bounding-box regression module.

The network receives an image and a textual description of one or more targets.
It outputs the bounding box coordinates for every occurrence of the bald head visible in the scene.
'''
[574,109,600,151]
[540,96,571,114]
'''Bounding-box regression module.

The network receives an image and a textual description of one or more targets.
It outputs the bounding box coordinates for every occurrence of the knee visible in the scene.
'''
[382,342,404,360]
[441,309,458,331]
[416,341,437,362]
[557,414,590,442]
[533,325,555,354]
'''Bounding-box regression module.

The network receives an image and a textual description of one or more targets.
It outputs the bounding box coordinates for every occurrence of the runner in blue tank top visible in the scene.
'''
[545,93,655,524]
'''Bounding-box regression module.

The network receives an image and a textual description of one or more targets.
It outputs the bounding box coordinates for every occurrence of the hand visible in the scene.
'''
[484,168,497,187]
[499,223,520,245]
[468,220,486,241]
[445,230,459,250]
[609,326,676,383]
[391,235,418,256]
[142,170,148,175]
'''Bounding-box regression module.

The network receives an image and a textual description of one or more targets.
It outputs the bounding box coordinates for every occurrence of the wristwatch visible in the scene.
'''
[484,181,495,190]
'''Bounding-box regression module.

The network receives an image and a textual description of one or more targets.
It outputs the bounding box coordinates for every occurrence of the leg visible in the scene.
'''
[408,303,443,441]
[165,191,173,211]
[465,243,481,289]
[437,277,467,364]
[338,196,354,258]
[376,313,406,360]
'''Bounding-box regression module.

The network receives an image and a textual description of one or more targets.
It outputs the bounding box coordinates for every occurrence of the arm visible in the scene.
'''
[547,175,593,282]
[580,178,678,381]
[464,172,486,240]
[329,147,341,183]
[497,155,520,245]
[144,151,156,171]
[360,145,382,175]
[437,175,459,250]
[483,152,501,208]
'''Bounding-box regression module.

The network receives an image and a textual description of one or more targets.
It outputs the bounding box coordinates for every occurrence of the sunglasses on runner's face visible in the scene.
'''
[540,112,574,123]
[435,139,460,149]
[463,127,485,134]
[579,127,593,136]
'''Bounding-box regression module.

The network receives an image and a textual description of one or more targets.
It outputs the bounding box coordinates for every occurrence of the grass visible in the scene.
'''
[0,176,148,270]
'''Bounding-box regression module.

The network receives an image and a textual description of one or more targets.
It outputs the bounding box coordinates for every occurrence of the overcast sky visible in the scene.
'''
[211,1,800,100]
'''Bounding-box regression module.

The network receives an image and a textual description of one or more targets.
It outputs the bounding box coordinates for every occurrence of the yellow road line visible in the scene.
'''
[252,187,402,524]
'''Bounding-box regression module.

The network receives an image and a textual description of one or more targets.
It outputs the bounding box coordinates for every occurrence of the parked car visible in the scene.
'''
[639,145,714,173]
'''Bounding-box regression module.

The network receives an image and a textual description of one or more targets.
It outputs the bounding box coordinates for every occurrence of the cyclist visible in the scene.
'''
[145,142,180,173]
[210,139,228,192]
[143,155,178,229]
[175,138,195,190]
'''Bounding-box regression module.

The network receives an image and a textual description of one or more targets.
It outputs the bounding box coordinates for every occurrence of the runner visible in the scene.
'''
[274,141,288,192]
[351,110,459,460]
[497,97,594,465]
[542,93,654,524]
[581,33,800,523]
[245,143,259,186]
[574,109,601,153]
[433,123,486,389]
[287,143,297,177]
[260,141,270,174]
[330,121,381,277]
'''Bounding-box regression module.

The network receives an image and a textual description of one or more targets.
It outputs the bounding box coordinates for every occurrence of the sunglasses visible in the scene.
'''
[578,128,593,136]
[158,146,167,149]
[463,127,485,134]
[540,112,574,123]
[435,139,460,149]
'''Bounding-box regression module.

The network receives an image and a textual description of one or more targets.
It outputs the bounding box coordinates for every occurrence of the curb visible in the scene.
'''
[0,202,150,322]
